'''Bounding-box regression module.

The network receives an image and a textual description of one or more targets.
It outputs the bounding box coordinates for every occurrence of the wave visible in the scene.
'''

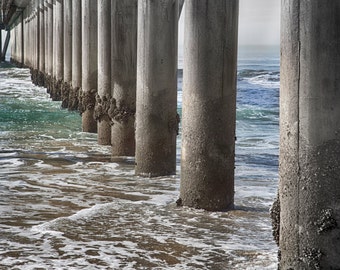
[238,69,280,89]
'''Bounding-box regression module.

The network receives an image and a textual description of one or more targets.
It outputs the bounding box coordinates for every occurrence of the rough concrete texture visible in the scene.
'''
[61,81,71,108]
[293,141,340,270]
[68,86,80,111]
[44,0,48,78]
[111,0,137,156]
[54,0,63,101]
[81,0,97,133]
[39,0,45,84]
[63,0,72,108]
[37,70,45,86]
[94,93,112,144]
[72,0,82,92]
[135,0,178,176]
[46,0,53,84]
[270,193,280,246]
[71,0,81,111]
[179,0,238,211]
[52,77,62,101]
[96,0,112,145]
[279,1,340,269]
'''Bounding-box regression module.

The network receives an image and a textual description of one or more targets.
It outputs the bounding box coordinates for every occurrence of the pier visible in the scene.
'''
[1,0,340,268]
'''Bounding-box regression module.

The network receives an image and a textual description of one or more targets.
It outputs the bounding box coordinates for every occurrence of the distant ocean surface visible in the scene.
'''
[0,45,279,269]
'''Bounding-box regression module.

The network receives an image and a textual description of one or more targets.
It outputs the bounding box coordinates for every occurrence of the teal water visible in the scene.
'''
[0,46,279,269]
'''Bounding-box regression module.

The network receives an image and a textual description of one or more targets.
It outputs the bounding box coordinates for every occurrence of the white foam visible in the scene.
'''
[247,74,280,88]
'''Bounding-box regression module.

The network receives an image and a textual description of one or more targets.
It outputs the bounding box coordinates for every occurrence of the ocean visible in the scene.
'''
[0,45,279,269]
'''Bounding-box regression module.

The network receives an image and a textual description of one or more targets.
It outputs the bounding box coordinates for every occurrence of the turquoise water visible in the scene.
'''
[0,46,279,269]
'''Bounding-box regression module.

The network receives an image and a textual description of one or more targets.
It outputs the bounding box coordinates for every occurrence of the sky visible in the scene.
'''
[238,0,280,46]
[178,0,280,56]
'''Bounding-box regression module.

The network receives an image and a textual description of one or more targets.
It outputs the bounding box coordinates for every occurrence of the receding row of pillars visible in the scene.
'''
[8,0,340,268]
[10,0,237,211]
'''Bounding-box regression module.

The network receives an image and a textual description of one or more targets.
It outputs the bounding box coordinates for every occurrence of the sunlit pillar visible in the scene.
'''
[46,0,53,93]
[62,0,72,108]
[23,9,29,67]
[0,29,3,61]
[179,0,239,211]
[52,0,57,97]
[53,0,64,101]
[110,0,137,155]
[31,3,40,85]
[96,0,112,145]
[70,0,81,111]
[81,0,98,133]
[279,1,340,268]
[38,0,45,86]
[135,0,178,176]
[44,0,48,82]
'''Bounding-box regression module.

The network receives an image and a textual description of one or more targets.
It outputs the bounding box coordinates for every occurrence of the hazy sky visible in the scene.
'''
[238,0,280,46]
[179,0,280,51]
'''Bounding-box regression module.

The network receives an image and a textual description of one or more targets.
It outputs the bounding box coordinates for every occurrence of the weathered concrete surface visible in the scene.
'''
[30,3,39,85]
[96,0,111,145]
[53,0,63,101]
[37,0,45,86]
[43,0,48,76]
[46,0,53,94]
[51,0,58,99]
[179,0,239,211]
[23,7,29,66]
[81,0,97,133]
[0,30,3,60]
[279,1,340,269]
[135,0,178,176]
[61,0,71,109]
[70,0,81,111]
[110,0,137,156]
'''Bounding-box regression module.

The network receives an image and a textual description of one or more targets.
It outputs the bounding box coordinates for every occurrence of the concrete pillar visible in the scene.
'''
[279,1,340,269]
[35,3,40,81]
[135,0,178,176]
[46,0,53,93]
[29,16,33,68]
[16,26,20,63]
[16,26,19,63]
[31,5,40,84]
[52,0,63,101]
[9,28,13,62]
[44,1,48,77]
[38,0,45,86]
[11,26,18,64]
[178,0,239,211]
[62,0,72,108]
[21,12,24,66]
[70,0,81,111]
[52,0,57,95]
[23,9,28,66]
[81,0,98,133]
[24,7,31,68]
[110,0,137,155]
[26,18,29,67]
[96,0,112,145]
[3,30,11,61]
[12,28,17,63]
[11,26,15,63]
[0,30,2,61]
